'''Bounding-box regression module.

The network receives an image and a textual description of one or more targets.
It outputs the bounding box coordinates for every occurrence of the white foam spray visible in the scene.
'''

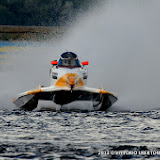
[1,0,160,111]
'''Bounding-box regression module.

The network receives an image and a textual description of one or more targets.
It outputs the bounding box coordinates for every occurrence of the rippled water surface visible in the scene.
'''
[0,110,159,159]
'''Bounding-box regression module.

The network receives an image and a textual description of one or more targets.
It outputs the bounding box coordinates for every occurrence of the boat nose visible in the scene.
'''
[67,75,75,88]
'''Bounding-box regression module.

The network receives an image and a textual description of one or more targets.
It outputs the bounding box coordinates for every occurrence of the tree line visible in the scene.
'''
[0,0,98,26]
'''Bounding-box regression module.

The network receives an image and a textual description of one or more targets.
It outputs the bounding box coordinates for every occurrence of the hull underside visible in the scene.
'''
[14,90,117,111]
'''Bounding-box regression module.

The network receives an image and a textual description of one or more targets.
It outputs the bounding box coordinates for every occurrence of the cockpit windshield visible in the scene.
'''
[58,52,81,68]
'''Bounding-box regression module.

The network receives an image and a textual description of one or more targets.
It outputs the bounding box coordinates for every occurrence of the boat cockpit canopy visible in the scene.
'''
[58,52,81,68]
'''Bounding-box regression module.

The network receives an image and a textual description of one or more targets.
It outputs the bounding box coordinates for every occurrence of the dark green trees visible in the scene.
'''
[0,0,97,26]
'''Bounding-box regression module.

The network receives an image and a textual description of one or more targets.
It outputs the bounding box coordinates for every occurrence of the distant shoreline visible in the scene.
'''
[0,25,67,41]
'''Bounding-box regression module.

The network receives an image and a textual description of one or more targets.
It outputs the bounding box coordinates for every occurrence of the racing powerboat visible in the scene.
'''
[13,52,118,111]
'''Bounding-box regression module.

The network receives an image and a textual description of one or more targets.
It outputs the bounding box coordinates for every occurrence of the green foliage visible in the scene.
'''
[0,0,97,26]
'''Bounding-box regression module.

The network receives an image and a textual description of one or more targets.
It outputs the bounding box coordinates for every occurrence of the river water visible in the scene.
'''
[0,110,160,159]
